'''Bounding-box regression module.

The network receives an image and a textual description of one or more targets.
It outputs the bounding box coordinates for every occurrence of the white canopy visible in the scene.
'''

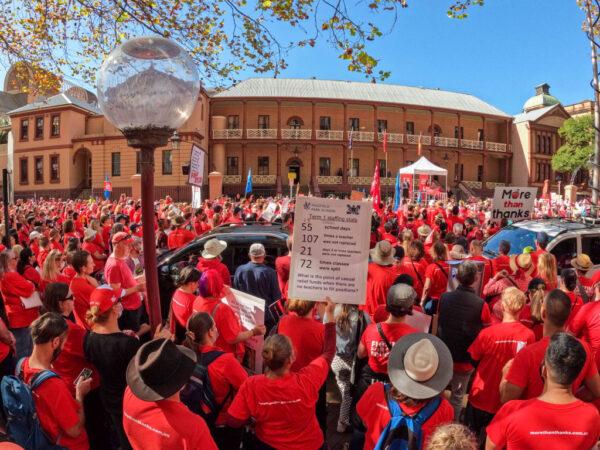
[399,156,448,176]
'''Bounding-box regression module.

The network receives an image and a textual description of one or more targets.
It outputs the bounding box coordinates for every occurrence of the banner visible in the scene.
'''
[288,197,372,304]
[191,185,202,209]
[491,187,538,224]
[418,174,428,191]
[188,145,206,187]
[261,201,278,222]
[221,288,265,374]
[103,180,112,192]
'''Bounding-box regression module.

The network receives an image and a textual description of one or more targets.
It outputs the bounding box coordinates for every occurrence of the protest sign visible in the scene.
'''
[191,185,202,209]
[188,145,206,187]
[491,187,537,224]
[261,201,278,222]
[288,197,372,304]
[447,260,484,297]
[222,288,265,374]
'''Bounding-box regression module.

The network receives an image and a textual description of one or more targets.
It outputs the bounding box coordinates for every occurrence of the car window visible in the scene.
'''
[581,235,600,265]
[550,238,577,272]
[483,226,536,257]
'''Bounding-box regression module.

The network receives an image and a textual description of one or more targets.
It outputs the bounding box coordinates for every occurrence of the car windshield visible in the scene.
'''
[483,225,537,258]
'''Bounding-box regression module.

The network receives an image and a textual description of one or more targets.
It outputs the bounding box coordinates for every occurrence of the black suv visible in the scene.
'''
[156,223,290,318]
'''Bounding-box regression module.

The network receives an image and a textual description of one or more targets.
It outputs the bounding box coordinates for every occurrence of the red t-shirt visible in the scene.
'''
[505,335,598,399]
[21,358,88,450]
[171,289,196,329]
[196,258,231,286]
[365,263,405,317]
[122,387,217,450]
[167,228,195,250]
[82,241,106,272]
[278,313,324,372]
[50,240,64,252]
[227,357,329,450]
[192,297,243,357]
[40,274,71,297]
[357,382,453,450]
[569,300,600,356]
[492,255,511,275]
[22,265,42,291]
[37,249,50,269]
[275,254,291,300]
[0,271,38,328]
[468,321,535,413]
[104,256,141,310]
[401,258,427,299]
[360,322,418,374]
[424,261,449,300]
[69,276,95,330]
[487,398,600,450]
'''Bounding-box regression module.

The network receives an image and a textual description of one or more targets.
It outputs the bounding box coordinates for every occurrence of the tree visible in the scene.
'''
[551,115,594,183]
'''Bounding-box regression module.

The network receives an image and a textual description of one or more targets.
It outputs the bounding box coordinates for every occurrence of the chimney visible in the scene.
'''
[535,83,550,95]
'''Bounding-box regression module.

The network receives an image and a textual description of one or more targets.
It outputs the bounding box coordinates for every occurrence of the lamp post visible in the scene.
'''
[171,131,182,200]
[97,37,200,331]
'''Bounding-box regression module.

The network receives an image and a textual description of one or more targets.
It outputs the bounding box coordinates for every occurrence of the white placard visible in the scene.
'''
[188,145,206,187]
[191,185,202,208]
[491,187,538,224]
[261,201,278,222]
[288,197,372,304]
[221,288,265,374]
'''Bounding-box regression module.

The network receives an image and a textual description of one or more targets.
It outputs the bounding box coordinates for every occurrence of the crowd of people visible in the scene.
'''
[0,192,598,450]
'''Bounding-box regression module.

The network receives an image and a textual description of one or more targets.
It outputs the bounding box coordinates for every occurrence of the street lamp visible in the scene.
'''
[97,37,200,331]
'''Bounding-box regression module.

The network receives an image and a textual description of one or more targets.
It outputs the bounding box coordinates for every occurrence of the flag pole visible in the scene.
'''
[385,131,389,203]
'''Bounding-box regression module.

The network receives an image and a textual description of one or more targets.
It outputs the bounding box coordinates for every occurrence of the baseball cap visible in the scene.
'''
[386,283,416,315]
[89,285,121,315]
[112,232,133,245]
[249,243,266,257]
[29,231,41,240]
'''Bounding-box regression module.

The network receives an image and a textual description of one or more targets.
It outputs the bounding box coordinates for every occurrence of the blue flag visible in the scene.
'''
[393,172,401,212]
[245,168,253,195]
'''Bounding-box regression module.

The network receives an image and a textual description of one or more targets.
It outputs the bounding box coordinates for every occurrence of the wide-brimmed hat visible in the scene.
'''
[388,333,453,400]
[201,238,227,259]
[571,254,593,272]
[417,225,431,238]
[510,253,534,276]
[370,240,396,266]
[83,228,97,241]
[126,338,196,402]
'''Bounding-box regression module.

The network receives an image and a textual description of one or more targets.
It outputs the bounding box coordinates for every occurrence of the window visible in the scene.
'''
[19,157,28,184]
[537,134,542,153]
[20,119,29,141]
[227,115,240,129]
[111,152,121,176]
[406,121,415,135]
[454,163,464,181]
[162,150,173,175]
[50,155,59,182]
[348,158,359,177]
[550,238,577,271]
[136,151,142,174]
[258,115,270,129]
[377,120,388,133]
[50,115,60,137]
[454,126,464,139]
[319,157,331,176]
[349,117,360,131]
[226,156,239,175]
[34,156,43,183]
[378,159,387,177]
[432,125,442,137]
[288,117,302,129]
[258,156,269,175]
[34,117,44,139]
[536,162,551,182]
[582,236,600,265]
[319,116,331,130]
[477,129,484,141]
[477,165,483,182]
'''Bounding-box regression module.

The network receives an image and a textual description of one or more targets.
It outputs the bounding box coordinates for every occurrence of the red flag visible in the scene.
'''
[417,132,423,156]
[382,130,388,154]
[370,161,381,212]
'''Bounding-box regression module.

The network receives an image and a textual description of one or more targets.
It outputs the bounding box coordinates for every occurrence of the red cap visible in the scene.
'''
[112,231,133,245]
[89,286,120,315]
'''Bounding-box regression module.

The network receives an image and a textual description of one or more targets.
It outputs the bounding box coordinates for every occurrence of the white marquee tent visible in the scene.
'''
[399,156,448,200]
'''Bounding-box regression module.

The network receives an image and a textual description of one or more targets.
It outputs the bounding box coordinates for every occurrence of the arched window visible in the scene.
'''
[287,116,304,129]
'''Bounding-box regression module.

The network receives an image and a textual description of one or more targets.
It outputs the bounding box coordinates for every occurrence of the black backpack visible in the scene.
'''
[180,351,231,427]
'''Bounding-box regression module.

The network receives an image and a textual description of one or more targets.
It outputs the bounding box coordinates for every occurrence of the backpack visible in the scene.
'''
[374,384,441,450]
[180,351,231,428]
[1,358,65,450]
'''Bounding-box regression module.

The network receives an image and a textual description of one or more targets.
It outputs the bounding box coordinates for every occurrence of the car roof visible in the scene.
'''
[512,219,600,237]
[206,223,290,239]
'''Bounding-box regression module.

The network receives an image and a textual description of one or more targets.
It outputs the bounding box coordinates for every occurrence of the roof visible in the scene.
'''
[0,92,27,115]
[8,92,101,115]
[513,219,600,236]
[399,156,448,176]
[523,93,560,112]
[513,104,559,124]
[212,78,510,117]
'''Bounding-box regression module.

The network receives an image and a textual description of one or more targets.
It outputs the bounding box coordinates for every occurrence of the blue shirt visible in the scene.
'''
[233,262,282,306]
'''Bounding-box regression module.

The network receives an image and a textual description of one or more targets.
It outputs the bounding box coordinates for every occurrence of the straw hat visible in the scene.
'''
[417,225,432,238]
[571,254,593,272]
[509,253,534,276]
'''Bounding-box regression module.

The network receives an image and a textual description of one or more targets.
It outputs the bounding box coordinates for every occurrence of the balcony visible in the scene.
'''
[461,139,484,150]
[406,134,431,145]
[223,175,242,184]
[253,174,277,184]
[247,129,277,139]
[316,176,342,184]
[378,132,404,144]
[485,181,506,188]
[213,129,242,139]
[316,130,344,140]
[347,131,374,142]
[348,176,396,185]
[282,129,312,140]
[462,180,483,189]
[486,141,509,152]
[434,136,459,148]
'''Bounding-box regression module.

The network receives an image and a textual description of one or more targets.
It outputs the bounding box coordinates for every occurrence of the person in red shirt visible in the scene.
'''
[193,210,211,236]
[421,241,449,312]
[167,216,195,250]
[357,333,454,450]
[184,311,248,448]
[560,269,586,327]
[401,241,427,300]
[380,222,399,246]
[483,253,533,316]
[37,236,51,269]
[465,287,535,440]
[21,313,93,450]
[196,238,231,286]
[81,229,107,274]
[192,269,265,358]
[227,301,336,450]
[69,250,99,330]
[169,266,201,343]
[365,240,405,316]
[536,252,558,290]
[40,250,71,294]
[100,215,113,252]
[571,254,595,299]
[501,289,600,404]
[570,298,600,366]
[466,240,493,289]
[62,219,80,247]
[491,240,511,276]
[29,230,41,256]
[49,229,64,253]
[123,338,218,450]
[487,333,600,450]
[0,249,39,359]
[530,231,549,267]
[357,284,418,398]
[275,236,292,301]
[16,247,42,292]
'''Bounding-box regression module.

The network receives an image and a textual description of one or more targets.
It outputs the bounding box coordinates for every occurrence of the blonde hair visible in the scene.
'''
[286,299,315,317]
[426,424,477,450]
[537,253,557,287]
[501,287,526,314]
[11,245,23,259]
[85,305,112,325]
[529,285,546,323]
[42,250,62,281]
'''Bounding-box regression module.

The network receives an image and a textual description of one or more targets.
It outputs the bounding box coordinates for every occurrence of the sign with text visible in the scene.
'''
[288,197,372,304]
[188,145,206,187]
[491,187,537,224]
